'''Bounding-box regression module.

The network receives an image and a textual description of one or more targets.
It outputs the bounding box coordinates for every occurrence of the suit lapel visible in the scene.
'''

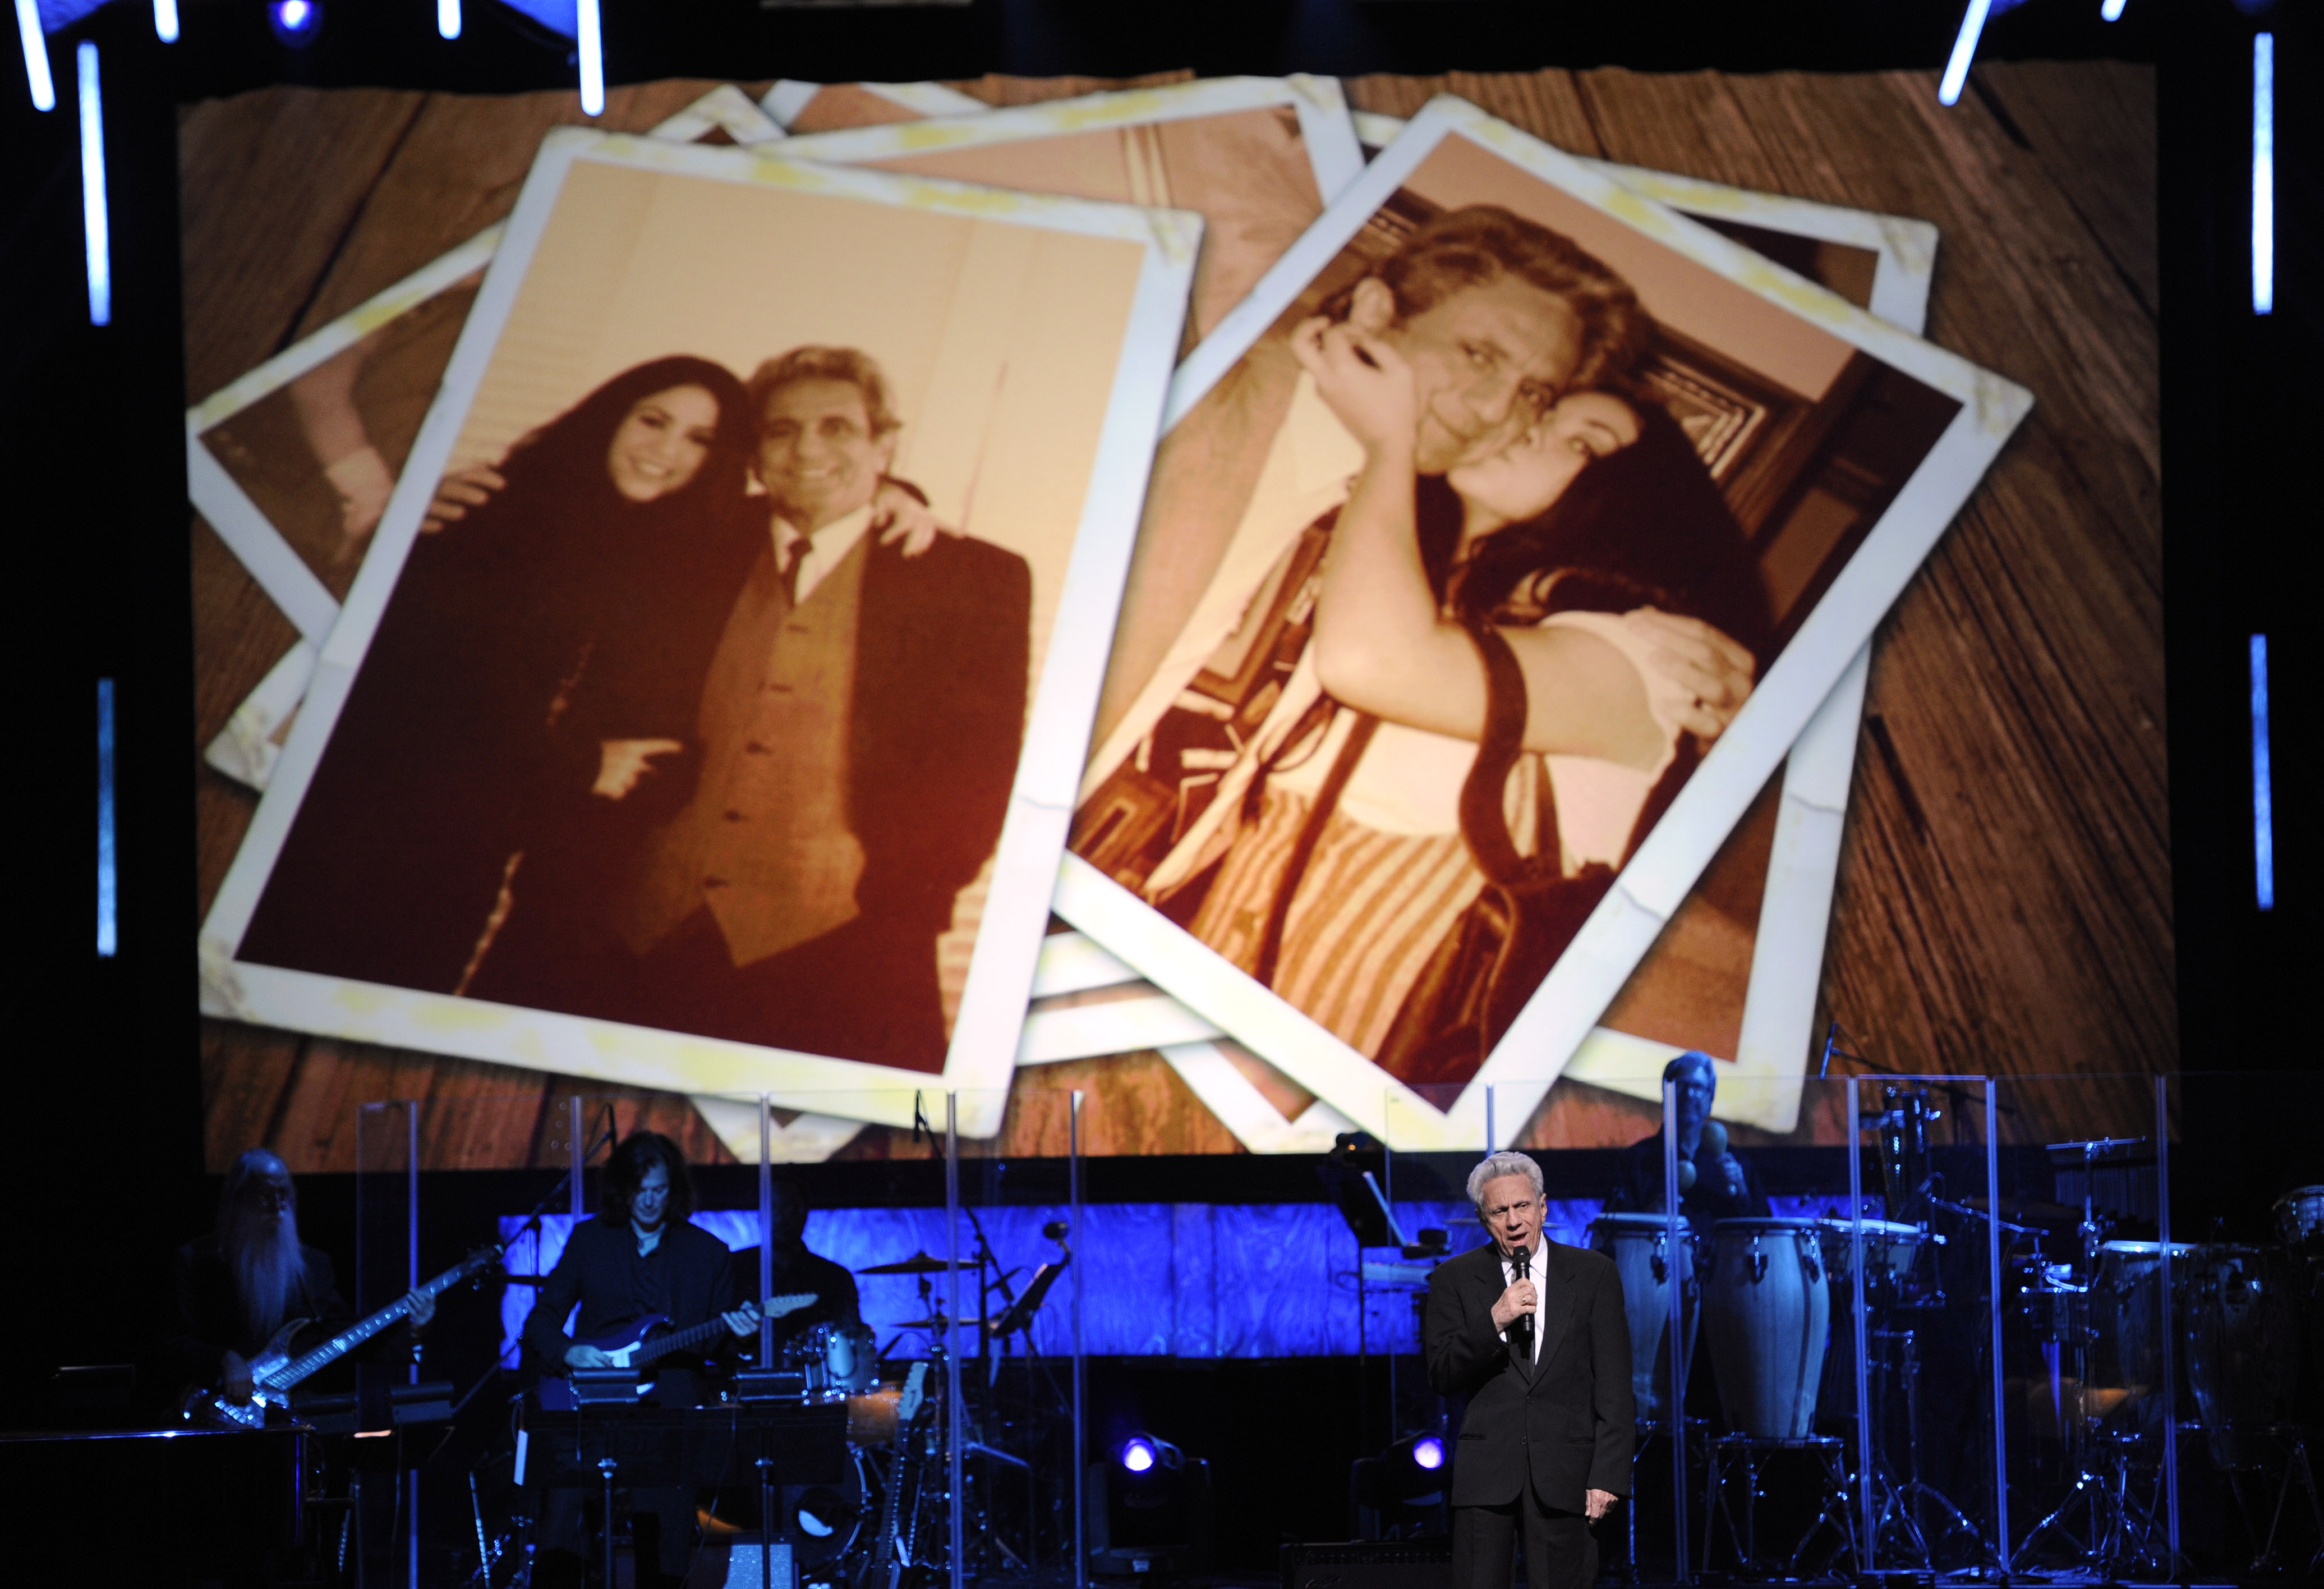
[1473,1246,1536,1379]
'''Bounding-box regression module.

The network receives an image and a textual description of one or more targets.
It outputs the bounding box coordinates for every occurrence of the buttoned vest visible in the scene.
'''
[619,535,868,965]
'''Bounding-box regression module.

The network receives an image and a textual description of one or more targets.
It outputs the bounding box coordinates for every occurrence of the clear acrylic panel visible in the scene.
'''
[1988,1072,2182,1580]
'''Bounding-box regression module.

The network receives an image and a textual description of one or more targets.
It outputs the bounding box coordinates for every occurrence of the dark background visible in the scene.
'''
[0,0,2311,1569]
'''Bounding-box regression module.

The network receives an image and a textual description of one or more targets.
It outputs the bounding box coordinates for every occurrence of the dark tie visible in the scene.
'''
[779,534,811,605]
[1509,1247,1534,1362]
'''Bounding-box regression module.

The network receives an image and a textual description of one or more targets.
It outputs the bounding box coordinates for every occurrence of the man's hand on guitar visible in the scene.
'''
[220,1350,255,1405]
[721,1301,763,1339]
[406,1287,436,1330]
[564,1343,614,1370]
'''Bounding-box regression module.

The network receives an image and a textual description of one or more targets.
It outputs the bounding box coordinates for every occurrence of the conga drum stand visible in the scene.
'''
[1700,1434,1857,1579]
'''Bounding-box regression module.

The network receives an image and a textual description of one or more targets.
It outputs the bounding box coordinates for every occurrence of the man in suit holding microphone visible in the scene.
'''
[1425,1150,1635,1589]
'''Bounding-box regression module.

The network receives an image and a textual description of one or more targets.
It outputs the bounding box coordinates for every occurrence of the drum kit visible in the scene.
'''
[466,1228,1075,1589]
[2007,1146,2324,1576]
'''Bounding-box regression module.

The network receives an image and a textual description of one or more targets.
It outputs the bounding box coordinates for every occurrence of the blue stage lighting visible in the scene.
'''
[1121,1436,1158,1473]
[1411,1435,1445,1471]
[268,0,320,45]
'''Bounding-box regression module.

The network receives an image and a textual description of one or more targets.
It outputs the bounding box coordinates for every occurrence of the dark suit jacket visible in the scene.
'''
[522,1216,738,1377]
[832,527,1032,930]
[1423,1239,1636,1510]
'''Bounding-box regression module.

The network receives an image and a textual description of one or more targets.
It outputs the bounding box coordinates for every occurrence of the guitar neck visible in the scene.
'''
[629,1316,731,1368]
[269,1250,494,1391]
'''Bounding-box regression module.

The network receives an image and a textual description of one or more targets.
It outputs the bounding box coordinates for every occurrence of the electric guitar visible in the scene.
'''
[535,1293,818,1411]
[181,1244,503,1430]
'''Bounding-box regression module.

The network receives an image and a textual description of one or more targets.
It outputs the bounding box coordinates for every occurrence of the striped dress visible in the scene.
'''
[1174,609,1685,1064]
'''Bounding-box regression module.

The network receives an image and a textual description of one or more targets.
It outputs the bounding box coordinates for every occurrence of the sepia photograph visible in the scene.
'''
[197,127,1199,1133]
[1057,95,2030,1150]
[190,89,788,791]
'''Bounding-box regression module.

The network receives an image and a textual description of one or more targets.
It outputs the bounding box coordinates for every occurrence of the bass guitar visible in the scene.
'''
[181,1244,503,1430]
[536,1293,817,1411]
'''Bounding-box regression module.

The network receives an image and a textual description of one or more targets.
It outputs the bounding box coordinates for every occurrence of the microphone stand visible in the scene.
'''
[445,1124,617,1422]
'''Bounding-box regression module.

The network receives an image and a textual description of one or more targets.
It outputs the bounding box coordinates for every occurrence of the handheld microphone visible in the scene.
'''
[1508,1245,1534,1357]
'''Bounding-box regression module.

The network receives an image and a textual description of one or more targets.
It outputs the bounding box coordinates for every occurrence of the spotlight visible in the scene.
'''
[1090,1434,1211,1576]
[268,0,321,46]
[1351,1431,1451,1540]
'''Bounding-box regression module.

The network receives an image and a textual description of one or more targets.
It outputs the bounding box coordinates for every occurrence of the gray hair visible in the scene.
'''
[1663,1050,1716,1087]
[1467,1150,1545,1209]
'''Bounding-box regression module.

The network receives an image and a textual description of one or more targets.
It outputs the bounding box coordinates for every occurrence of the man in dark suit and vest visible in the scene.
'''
[1425,1150,1635,1589]
[616,346,1030,1071]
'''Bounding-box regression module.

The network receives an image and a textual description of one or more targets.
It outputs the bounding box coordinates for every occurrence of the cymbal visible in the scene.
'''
[895,1316,987,1330]
[857,1250,975,1275]
[1962,1195,2082,1232]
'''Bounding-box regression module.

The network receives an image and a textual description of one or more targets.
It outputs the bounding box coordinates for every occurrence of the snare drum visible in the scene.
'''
[1587,1213,1697,1426]
[1704,1218,1831,1439]
[1821,1219,1934,1308]
[784,1321,880,1402]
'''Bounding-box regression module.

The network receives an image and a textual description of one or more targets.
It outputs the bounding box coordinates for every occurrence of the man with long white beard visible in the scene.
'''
[163,1148,434,1406]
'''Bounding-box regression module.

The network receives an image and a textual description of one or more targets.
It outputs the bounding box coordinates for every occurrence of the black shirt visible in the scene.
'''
[726,1244,862,1356]
[522,1215,739,1377]
[1606,1129,1773,1236]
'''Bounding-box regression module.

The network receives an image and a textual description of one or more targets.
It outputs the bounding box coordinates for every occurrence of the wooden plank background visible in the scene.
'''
[182,65,2168,1171]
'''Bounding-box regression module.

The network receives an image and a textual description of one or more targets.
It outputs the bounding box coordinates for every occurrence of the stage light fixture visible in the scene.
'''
[2252,32,2272,315]
[1351,1431,1452,1540]
[1090,1434,1211,1576]
[77,41,108,326]
[154,0,178,41]
[268,0,320,46]
[438,0,460,39]
[576,0,602,114]
[2101,0,2125,19]
[2252,635,2274,910]
[15,0,54,112]
[1938,0,1992,107]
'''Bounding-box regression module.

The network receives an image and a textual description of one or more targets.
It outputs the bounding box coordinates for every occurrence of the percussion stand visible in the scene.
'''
[2257,1426,2324,1575]
[1863,1319,1987,1572]
[1699,1434,1857,1580]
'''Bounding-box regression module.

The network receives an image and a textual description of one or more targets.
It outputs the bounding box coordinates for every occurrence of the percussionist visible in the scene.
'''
[1604,1051,1770,1235]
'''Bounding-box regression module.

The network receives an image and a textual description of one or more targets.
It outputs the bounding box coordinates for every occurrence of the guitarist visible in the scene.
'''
[163,1147,435,1408]
[526,1131,761,1589]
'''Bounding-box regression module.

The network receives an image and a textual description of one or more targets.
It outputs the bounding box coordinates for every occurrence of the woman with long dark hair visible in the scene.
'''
[241,356,763,995]
[1153,320,1769,1083]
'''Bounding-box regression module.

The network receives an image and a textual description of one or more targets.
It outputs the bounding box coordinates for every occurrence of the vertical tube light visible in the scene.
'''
[97,679,116,957]
[576,0,603,116]
[13,0,51,111]
[154,0,178,41]
[1939,0,1993,107]
[77,42,108,325]
[2252,635,2274,909]
[2254,34,2274,315]
[438,0,461,40]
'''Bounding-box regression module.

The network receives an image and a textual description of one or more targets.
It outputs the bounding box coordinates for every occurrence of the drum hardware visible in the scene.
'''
[2274,1185,2324,1250]
[2252,1426,2324,1576]
[2009,1431,2177,1578]
[1699,1434,1858,1579]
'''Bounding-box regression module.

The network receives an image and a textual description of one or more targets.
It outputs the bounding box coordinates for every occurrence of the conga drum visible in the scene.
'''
[2088,1239,2192,1439]
[1704,1218,1831,1439]
[2185,1243,2300,1470]
[1588,1213,1698,1426]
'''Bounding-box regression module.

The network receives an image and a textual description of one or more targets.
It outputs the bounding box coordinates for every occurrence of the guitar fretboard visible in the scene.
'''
[265,1251,494,1391]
